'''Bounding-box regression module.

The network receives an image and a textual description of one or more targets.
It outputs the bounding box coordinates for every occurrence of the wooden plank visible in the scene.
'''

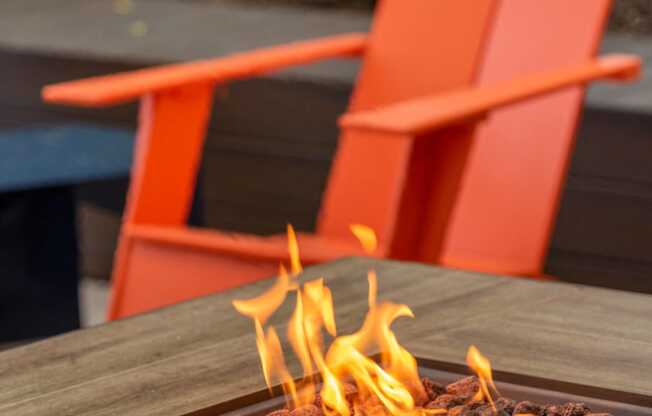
[568,109,652,185]
[545,248,652,294]
[209,77,350,144]
[2,0,651,114]
[0,0,366,85]
[552,185,652,261]
[201,150,330,210]
[0,258,650,415]
[203,201,316,234]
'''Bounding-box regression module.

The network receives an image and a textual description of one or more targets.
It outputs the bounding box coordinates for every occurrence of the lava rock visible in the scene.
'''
[449,405,470,416]
[267,410,290,416]
[422,377,446,400]
[362,395,381,407]
[475,398,515,416]
[409,380,430,407]
[545,405,565,416]
[343,383,358,399]
[426,394,467,410]
[495,398,517,415]
[353,396,385,416]
[266,377,608,416]
[561,403,591,416]
[446,376,480,399]
[467,400,485,410]
[314,383,356,409]
[290,404,323,416]
[475,405,493,416]
[356,403,386,416]
[476,407,511,416]
[513,401,543,416]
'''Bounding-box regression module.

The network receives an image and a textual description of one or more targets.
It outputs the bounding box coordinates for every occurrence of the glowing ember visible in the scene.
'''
[232,225,500,416]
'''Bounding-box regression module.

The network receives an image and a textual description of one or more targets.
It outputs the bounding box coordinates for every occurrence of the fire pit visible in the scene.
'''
[182,360,652,416]
[204,227,652,416]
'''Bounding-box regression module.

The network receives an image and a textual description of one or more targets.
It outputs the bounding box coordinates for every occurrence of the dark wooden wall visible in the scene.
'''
[2,49,651,293]
[548,108,652,292]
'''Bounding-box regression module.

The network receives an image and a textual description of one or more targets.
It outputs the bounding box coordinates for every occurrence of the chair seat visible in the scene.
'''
[109,225,375,317]
[126,224,374,264]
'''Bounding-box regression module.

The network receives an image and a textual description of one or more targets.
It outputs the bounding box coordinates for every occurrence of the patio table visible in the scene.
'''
[0,257,650,415]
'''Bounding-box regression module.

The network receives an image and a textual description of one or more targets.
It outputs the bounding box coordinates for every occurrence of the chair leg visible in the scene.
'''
[126,83,214,226]
[109,83,214,319]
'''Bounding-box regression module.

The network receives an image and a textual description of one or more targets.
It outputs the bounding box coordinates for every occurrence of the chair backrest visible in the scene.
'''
[438,0,611,275]
[317,0,498,247]
[318,0,612,275]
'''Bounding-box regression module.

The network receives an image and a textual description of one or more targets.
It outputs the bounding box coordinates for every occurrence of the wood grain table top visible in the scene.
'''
[0,257,650,415]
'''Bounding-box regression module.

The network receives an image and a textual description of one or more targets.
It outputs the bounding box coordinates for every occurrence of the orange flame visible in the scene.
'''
[287,224,302,275]
[324,297,424,416]
[232,268,293,325]
[287,277,340,407]
[351,223,379,310]
[367,270,377,309]
[232,226,306,407]
[466,345,499,411]
[350,224,378,254]
[234,224,499,416]
[255,320,300,404]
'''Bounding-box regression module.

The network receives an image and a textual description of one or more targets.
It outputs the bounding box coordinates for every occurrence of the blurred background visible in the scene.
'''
[0,0,650,344]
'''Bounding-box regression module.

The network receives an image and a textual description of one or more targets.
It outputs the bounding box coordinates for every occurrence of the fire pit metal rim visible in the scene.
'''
[181,357,652,416]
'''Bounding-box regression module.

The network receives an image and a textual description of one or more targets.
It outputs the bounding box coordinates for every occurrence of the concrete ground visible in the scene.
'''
[79,278,109,327]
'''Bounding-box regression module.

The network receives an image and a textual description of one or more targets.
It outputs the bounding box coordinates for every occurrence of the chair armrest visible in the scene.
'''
[339,54,641,135]
[43,33,367,107]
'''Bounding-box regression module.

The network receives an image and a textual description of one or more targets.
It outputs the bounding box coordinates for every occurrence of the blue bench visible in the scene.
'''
[0,125,134,192]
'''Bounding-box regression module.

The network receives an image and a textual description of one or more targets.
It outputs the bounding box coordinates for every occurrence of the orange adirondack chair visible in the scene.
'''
[43,0,640,319]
